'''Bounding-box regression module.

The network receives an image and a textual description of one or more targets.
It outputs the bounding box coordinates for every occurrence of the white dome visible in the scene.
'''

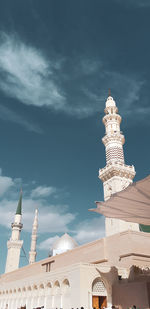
[106,96,116,108]
[52,233,78,256]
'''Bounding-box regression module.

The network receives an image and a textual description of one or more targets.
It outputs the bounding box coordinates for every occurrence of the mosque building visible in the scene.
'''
[0,95,150,309]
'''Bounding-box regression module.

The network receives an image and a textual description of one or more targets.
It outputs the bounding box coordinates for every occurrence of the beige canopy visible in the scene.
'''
[90,175,150,225]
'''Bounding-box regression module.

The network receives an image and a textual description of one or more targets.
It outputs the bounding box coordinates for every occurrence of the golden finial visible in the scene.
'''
[108,88,111,97]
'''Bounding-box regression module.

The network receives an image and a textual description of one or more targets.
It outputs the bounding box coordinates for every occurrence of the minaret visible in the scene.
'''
[5,191,23,273]
[29,209,38,264]
[99,94,139,236]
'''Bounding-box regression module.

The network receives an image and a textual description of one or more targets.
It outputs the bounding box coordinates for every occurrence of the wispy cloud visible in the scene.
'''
[0,32,147,122]
[0,169,14,197]
[0,32,65,110]
[38,216,105,251]
[38,235,59,251]
[115,0,150,7]
[80,59,102,76]
[66,69,144,120]
[0,104,42,133]
[31,185,56,198]
[74,217,105,244]
[0,197,76,234]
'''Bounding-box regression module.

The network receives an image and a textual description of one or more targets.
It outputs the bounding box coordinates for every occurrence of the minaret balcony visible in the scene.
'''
[7,239,23,249]
[99,162,136,182]
[103,113,121,124]
[102,133,125,145]
[11,222,23,229]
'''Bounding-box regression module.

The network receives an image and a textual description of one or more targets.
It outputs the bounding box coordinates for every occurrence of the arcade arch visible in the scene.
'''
[61,279,71,309]
[53,280,61,308]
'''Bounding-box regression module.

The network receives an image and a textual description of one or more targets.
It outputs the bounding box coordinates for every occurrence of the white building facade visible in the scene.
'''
[0,263,114,309]
[0,94,150,309]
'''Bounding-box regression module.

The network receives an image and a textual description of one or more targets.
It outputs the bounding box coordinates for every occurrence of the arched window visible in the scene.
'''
[53,280,60,295]
[39,283,44,289]
[92,278,107,296]
[62,279,70,293]
[46,282,52,288]
[54,280,60,288]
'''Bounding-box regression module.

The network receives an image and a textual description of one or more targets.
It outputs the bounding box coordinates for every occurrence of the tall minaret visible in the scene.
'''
[29,209,38,264]
[5,191,23,273]
[99,94,139,236]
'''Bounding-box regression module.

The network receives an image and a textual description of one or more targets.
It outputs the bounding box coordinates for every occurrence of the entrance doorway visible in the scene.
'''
[92,278,107,309]
[92,295,107,309]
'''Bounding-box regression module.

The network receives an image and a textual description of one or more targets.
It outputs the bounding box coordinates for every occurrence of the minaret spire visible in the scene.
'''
[29,209,38,264]
[5,190,23,273]
[99,94,139,236]
[16,188,22,215]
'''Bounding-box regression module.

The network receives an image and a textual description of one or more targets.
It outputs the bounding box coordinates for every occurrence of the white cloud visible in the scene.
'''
[0,176,14,196]
[37,205,76,233]
[65,70,144,120]
[38,235,59,250]
[0,169,14,197]
[0,32,65,110]
[0,32,146,122]
[38,216,105,252]
[31,186,56,198]
[0,167,105,255]
[0,197,76,233]
[0,167,76,234]
[74,217,105,244]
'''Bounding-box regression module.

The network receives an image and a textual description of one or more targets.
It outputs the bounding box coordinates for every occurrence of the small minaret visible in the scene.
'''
[99,94,139,236]
[5,191,23,273]
[29,209,38,264]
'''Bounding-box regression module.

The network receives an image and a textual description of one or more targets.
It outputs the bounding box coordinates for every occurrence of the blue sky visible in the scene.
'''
[0,0,149,273]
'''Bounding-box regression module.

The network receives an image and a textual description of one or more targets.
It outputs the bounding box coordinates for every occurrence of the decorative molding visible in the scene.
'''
[99,163,135,182]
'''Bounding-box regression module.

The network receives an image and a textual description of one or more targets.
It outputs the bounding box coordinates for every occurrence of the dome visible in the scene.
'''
[105,96,116,108]
[52,233,78,256]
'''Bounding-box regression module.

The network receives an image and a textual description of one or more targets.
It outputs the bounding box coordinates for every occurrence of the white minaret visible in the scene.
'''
[99,93,139,236]
[5,191,23,273]
[29,209,38,264]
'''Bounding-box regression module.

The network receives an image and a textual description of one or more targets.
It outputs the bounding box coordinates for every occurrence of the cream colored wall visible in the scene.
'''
[0,264,81,309]
[105,230,150,269]
[105,218,139,237]
[79,264,115,308]
[0,263,117,309]
[1,231,150,283]
[5,240,23,273]
[1,231,150,308]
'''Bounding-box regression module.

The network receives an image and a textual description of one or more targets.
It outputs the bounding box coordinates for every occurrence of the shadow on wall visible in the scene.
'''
[113,266,150,309]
